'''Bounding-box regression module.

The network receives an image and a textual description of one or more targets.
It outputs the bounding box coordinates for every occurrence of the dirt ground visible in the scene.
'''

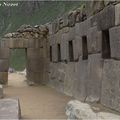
[4,73,72,119]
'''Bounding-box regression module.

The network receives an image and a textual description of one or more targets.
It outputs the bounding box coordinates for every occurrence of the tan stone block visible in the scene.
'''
[27,71,48,85]
[0,48,10,59]
[0,72,8,84]
[27,48,44,59]
[0,60,9,72]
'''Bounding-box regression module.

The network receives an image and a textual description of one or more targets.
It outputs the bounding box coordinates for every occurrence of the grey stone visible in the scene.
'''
[115,3,120,26]
[68,27,75,41]
[61,33,69,61]
[73,36,82,61]
[86,54,103,103]
[73,57,88,102]
[110,26,120,60]
[80,18,91,37]
[49,63,65,93]
[97,5,115,30]
[66,100,120,120]
[52,44,58,62]
[64,63,76,96]
[87,26,102,54]
[0,98,21,119]
[101,59,120,112]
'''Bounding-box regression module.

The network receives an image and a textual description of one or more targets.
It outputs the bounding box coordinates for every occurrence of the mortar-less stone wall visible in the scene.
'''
[48,2,120,113]
[0,25,49,85]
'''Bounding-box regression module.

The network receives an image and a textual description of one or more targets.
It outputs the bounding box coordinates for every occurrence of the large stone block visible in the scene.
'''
[0,98,21,119]
[27,71,48,85]
[97,5,115,30]
[79,18,91,37]
[48,63,65,93]
[56,30,62,44]
[49,34,56,46]
[109,26,120,59]
[52,44,58,62]
[73,57,88,102]
[86,54,103,102]
[73,36,82,61]
[3,38,29,48]
[64,63,76,96]
[61,33,69,61]
[27,58,47,72]
[115,3,120,26]
[87,26,102,54]
[0,72,8,84]
[0,48,9,59]
[27,48,44,59]
[0,60,9,72]
[68,27,75,41]
[101,59,120,112]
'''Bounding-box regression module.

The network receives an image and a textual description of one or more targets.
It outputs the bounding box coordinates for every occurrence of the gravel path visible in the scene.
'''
[4,73,71,119]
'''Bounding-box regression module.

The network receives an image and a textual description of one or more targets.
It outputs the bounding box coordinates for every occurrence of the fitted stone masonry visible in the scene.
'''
[1,1,120,114]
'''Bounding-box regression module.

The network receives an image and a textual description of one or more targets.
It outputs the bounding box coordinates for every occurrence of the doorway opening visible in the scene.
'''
[8,49,27,86]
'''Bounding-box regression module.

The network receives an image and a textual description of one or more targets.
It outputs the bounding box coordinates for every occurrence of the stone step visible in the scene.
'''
[0,98,21,119]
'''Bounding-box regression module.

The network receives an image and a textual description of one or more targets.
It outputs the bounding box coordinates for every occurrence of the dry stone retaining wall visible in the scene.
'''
[48,1,120,113]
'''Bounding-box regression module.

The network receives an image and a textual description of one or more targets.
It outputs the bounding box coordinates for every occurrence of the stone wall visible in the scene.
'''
[48,1,120,113]
[0,25,49,85]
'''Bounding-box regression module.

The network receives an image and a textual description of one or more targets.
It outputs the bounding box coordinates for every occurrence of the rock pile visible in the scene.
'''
[4,24,49,39]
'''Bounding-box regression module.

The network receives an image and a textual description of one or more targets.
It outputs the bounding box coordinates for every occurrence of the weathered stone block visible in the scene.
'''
[73,36,82,61]
[87,27,102,54]
[0,98,21,119]
[86,54,103,103]
[49,34,56,46]
[101,59,120,112]
[68,27,75,41]
[0,60,9,72]
[64,63,76,96]
[0,72,8,84]
[27,58,47,72]
[73,57,88,102]
[0,85,3,98]
[97,5,115,30]
[109,26,120,59]
[27,71,48,85]
[52,44,58,62]
[56,30,62,44]
[2,38,29,48]
[49,63,65,93]
[27,48,44,59]
[115,3,120,26]
[79,18,91,37]
[61,33,69,61]
[0,48,9,59]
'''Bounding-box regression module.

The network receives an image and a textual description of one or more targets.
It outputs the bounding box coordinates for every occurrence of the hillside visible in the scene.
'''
[0,1,82,70]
